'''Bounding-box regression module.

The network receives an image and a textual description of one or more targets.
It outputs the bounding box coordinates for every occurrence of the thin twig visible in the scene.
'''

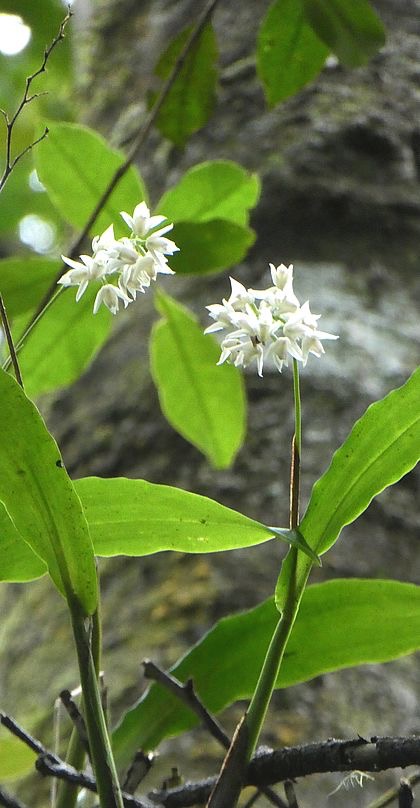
[0,711,48,756]
[0,10,71,194]
[0,295,23,387]
[284,780,299,808]
[0,788,29,808]
[143,660,230,749]
[123,751,155,794]
[366,772,420,808]
[143,661,287,808]
[23,0,221,335]
[59,689,90,756]
[242,790,261,808]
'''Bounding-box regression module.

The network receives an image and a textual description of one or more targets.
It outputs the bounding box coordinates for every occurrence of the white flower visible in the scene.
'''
[91,224,117,256]
[118,254,157,299]
[93,283,131,315]
[205,263,338,376]
[120,201,167,237]
[145,223,179,269]
[59,254,109,301]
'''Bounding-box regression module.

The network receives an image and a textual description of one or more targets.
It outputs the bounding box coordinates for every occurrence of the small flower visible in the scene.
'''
[205,263,338,376]
[59,254,109,301]
[120,201,167,238]
[145,223,179,269]
[93,283,131,315]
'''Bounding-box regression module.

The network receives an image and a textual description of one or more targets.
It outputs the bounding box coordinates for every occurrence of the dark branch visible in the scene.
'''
[0,11,71,193]
[0,787,29,808]
[60,689,90,755]
[149,736,420,807]
[367,771,420,808]
[0,295,23,388]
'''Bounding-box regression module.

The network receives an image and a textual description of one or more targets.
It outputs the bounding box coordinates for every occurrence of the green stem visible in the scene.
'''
[1,287,63,372]
[70,600,124,808]
[55,606,103,808]
[245,359,306,758]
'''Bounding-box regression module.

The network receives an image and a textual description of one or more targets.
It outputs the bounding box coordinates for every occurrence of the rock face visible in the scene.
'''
[1,1,419,805]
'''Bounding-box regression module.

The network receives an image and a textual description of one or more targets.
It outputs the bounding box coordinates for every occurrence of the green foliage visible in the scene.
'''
[157,161,260,226]
[303,0,386,67]
[0,369,97,613]
[16,287,112,398]
[0,256,58,317]
[0,736,36,781]
[113,578,420,761]
[169,219,255,275]
[150,291,246,468]
[152,24,218,146]
[75,477,275,555]
[35,122,146,237]
[300,367,420,555]
[0,501,46,582]
[257,0,329,106]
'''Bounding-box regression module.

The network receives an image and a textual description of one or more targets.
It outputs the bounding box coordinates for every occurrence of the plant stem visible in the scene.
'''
[245,359,305,758]
[1,288,63,372]
[70,601,124,808]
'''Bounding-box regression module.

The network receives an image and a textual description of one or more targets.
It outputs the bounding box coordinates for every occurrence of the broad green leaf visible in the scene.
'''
[301,367,420,555]
[76,477,274,555]
[74,476,317,559]
[152,24,218,146]
[303,0,386,67]
[35,122,146,237]
[16,286,112,398]
[150,292,245,468]
[257,0,329,106]
[169,220,255,275]
[157,161,260,227]
[0,257,58,317]
[0,736,36,781]
[113,579,420,761]
[0,501,46,582]
[0,369,97,613]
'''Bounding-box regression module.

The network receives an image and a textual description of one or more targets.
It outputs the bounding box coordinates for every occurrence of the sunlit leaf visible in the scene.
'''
[0,736,36,781]
[35,122,146,237]
[16,286,112,398]
[150,292,245,468]
[0,256,58,317]
[113,579,420,761]
[303,0,386,67]
[257,0,329,106]
[157,161,260,227]
[0,501,46,582]
[0,369,97,613]
[152,24,218,146]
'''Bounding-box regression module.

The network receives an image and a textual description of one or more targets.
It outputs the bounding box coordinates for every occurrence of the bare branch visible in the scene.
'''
[0,787,29,808]
[0,10,71,194]
[59,689,90,756]
[367,772,420,808]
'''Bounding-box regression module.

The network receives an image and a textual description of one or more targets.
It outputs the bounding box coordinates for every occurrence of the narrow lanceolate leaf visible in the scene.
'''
[75,477,274,555]
[300,367,420,555]
[0,501,46,583]
[157,161,260,227]
[16,287,112,398]
[168,220,255,275]
[0,369,97,614]
[303,0,386,67]
[257,0,329,106]
[152,24,218,146]
[0,257,58,318]
[35,122,146,237]
[113,579,420,762]
[150,292,246,469]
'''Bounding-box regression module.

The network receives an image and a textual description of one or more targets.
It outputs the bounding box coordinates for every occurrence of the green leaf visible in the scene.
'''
[0,257,58,318]
[257,0,329,106]
[0,736,36,782]
[300,367,420,555]
[75,477,276,556]
[303,0,386,67]
[168,220,255,275]
[0,501,46,582]
[150,292,246,468]
[152,24,218,146]
[0,369,97,613]
[35,122,146,236]
[157,161,260,227]
[16,286,112,398]
[113,578,420,761]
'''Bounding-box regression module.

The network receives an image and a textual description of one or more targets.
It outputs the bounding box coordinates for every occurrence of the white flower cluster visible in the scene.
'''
[205,263,338,376]
[59,202,179,315]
